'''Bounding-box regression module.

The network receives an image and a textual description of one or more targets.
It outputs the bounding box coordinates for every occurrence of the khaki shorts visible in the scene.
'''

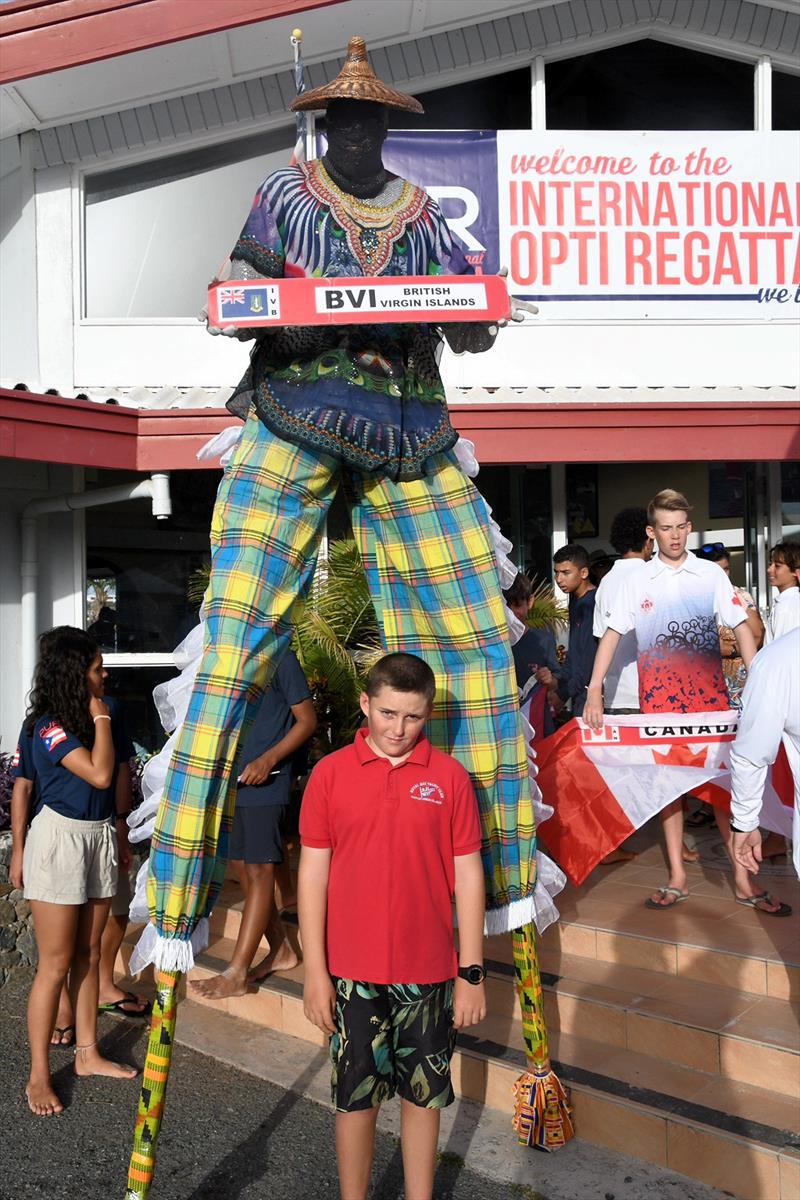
[23,806,118,906]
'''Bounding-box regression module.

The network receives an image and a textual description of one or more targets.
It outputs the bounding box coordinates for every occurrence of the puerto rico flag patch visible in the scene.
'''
[40,722,68,753]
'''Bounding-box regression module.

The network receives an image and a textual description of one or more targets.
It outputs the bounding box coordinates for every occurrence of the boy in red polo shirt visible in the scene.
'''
[299,652,486,1200]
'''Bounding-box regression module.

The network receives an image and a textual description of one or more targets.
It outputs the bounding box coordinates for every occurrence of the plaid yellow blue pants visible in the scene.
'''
[148,415,536,938]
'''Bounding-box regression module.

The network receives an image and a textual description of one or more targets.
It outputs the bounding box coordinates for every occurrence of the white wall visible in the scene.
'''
[0,135,38,386]
[71,313,800,391]
[0,462,85,752]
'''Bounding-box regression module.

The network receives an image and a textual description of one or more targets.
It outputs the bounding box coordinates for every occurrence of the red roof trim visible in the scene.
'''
[3,389,799,471]
[0,0,344,85]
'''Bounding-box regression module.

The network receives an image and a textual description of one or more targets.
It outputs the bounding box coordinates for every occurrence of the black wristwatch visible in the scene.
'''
[457,964,486,985]
[730,820,747,834]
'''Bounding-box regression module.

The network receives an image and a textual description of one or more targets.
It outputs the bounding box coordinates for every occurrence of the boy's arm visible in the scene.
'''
[298,845,336,1035]
[453,850,487,1028]
[584,627,623,729]
[9,777,33,890]
[239,699,318,785]
[733,621,756,671]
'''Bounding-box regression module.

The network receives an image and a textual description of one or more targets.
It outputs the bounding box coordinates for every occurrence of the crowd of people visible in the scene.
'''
[507,489,798,914]
[9,495,798,1200]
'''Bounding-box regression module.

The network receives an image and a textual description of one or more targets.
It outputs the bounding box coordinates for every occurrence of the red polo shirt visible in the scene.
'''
[300,728,482,984]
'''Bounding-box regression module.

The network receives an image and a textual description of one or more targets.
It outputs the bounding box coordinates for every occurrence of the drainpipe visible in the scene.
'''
[20,473,171,703]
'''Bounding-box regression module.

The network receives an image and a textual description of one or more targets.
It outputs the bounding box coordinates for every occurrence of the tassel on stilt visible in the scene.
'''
[511,921,574,1151]
[512,1066,574,1150]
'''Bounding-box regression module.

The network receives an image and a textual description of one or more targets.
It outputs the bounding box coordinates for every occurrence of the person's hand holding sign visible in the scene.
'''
[444,266,537,354]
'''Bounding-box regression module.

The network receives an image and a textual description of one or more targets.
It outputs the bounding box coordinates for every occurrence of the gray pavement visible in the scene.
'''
[2,977,730,1200]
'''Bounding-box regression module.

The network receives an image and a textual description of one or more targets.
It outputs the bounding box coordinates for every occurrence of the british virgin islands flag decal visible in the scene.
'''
[218,284,280,321]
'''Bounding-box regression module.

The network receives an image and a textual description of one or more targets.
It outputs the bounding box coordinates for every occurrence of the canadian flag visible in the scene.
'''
[534,712,793,886]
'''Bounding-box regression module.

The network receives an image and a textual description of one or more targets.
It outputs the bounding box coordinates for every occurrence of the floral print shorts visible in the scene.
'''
[330,977,456,1112]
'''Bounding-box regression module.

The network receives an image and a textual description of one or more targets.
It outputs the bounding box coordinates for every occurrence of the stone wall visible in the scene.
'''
[0,831,37,986]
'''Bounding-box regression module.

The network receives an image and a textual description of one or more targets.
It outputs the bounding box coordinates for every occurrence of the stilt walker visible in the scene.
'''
[126,35,570,1197]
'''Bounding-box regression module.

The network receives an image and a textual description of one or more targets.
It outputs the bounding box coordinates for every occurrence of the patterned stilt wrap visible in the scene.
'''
[125,970,180,1199]
[511,922,574,1151]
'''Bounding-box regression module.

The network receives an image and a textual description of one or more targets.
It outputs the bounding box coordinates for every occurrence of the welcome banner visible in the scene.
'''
[382,130,799,321]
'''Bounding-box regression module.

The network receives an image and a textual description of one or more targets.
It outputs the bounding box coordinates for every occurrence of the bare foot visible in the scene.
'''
[248,944,300,983]
[73,1044,137,1080]
[25,1078,64,1116]
[189,968,249,1000]
[682,842,700,863]
[600,850,638,865]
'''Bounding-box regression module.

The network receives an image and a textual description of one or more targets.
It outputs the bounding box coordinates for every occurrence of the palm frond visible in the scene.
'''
[526,577,568,629]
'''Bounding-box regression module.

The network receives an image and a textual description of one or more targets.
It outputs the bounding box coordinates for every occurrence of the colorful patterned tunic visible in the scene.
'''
[227,159,471,481]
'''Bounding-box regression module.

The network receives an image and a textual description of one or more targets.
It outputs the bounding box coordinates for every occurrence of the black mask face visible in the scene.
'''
[324,99,389,182]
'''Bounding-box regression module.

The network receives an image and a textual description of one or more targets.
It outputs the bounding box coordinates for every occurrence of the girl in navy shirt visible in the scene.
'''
[18,627,137,1116]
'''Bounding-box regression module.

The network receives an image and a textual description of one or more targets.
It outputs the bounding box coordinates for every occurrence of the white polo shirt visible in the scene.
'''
[606,553,745,713]
[730,628,800,878]
[765,586,800,644]
[594,558,647,710]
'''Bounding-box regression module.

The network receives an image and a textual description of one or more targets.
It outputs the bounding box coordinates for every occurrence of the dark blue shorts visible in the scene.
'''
[229,803,286,864]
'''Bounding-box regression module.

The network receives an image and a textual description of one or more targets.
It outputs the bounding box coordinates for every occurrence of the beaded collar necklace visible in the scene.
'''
[305,159,428,275]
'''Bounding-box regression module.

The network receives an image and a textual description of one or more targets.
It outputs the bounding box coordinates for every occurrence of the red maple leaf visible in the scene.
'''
[652,744,709,768]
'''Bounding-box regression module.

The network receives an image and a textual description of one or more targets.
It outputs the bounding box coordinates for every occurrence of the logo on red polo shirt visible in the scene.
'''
[410,781,445,805]
[39,722,67,753]
[641,596,654,612]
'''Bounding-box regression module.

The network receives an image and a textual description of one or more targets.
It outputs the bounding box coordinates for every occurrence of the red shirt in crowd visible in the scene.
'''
[299,728,482,984]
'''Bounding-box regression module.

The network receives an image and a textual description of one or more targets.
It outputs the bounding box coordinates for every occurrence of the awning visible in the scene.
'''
[2,386,798,470]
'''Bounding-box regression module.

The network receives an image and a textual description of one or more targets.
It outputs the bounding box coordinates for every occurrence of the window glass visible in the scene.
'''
[478,465,553,584]
[781,461,800,539]
[388,68,531,131]
[85,469,220,652]
[105,667,177,756]
[773,71,800,132]
[547,41,753,130]
[84,128,294,318]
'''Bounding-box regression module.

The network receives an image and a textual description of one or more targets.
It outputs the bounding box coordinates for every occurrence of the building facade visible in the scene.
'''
[1,0,798,751]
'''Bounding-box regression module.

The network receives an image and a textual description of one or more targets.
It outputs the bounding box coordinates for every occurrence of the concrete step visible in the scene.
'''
[546,852,800,1001]
[171,1001,742,1200]
[206,894,800,1100]
[117,929,800,1200]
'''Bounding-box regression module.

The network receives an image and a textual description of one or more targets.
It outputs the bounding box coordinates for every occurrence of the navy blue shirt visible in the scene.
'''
[31,698,134,822]
[556,589,598,719]
[12,724,40,819]
[12,725,35,782]
[236,649,312,808]
[512,627,559,691]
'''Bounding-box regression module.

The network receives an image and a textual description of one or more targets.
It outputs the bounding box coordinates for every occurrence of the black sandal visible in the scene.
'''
[50,1025,75,1047]
[686,807,715,828]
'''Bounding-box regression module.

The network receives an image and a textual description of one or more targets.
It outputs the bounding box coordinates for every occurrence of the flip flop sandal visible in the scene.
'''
[50,1025,75,1047]
[98,992,152,1018]
[645,887,689,910]
[735,892,792,918]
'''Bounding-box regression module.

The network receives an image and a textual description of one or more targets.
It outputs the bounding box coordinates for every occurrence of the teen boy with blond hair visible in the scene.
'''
[583,490,791,916]
[299,653,486,1200]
